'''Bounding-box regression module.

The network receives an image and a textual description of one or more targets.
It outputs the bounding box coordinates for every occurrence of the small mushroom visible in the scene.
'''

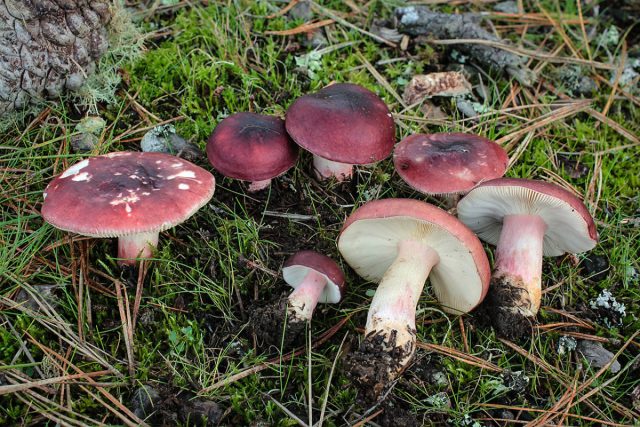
[206,112,298,192]
[393,132,508,196]
[457,178,598,339]
[41,152,216,265]
[338,199,490,401]
[251,250,345,347]
[285,83,395,181]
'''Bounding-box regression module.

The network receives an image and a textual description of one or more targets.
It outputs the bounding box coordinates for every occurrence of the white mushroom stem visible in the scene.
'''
[365,239,440,367]
[493,214,547,316]
[117,231,159,265]
[313,156,353,181]
[248,179,272,192]
[287,269,327,322]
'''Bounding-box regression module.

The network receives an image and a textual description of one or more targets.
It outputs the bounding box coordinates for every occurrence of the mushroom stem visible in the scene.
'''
[313,156,353,181]
[492,214,547,317]
[287,269,327,322]
[247,179,272,192]
[366,239,440,369]
[117,231,160,265]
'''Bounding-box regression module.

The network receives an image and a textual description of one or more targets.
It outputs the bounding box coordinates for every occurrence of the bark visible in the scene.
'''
[395,6,536,86]
[0,0,112,115]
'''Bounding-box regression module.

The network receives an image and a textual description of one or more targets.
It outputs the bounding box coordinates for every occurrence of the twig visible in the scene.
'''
[0,370,110,396]
[426,38,616,70]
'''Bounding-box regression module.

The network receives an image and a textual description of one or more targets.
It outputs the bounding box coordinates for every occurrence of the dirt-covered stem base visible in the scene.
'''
[489,214,547,339]
[117,231,159,265]
[347,239,439,402]
[313,155,353,181]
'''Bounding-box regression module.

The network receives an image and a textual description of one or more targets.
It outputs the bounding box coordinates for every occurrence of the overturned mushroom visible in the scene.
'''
[41,152,215,265]
[250,250,345,347]
[338,199,490,401]
[457,178,598,339]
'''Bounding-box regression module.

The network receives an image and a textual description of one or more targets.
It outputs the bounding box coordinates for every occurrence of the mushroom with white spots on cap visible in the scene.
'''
[338,198,490,401]
[457,178,598,339]
[41,151,216,265]
[250,250,345,347]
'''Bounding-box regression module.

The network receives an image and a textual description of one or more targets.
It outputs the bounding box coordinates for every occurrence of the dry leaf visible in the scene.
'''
[403,71,472,104]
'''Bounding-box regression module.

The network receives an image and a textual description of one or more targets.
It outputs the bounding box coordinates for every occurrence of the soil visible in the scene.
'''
[579,254,610,282]
[129,384,223,426]
[474,276,535,340]
[248,295,307,348]
[344,330,414,404]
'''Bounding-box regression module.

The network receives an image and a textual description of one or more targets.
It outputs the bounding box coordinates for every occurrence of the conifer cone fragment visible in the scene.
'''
[0,0,112,115]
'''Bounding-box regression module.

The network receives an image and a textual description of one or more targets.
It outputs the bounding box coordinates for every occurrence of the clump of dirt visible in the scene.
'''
[344,331,413,404]
[474,276,535,340]
[375,396,422,427]
[129,384,223,426]
[579,254,610,282]
[248,295,306,348]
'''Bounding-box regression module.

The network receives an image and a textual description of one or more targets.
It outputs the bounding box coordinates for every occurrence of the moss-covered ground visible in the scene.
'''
[1,1,639,425]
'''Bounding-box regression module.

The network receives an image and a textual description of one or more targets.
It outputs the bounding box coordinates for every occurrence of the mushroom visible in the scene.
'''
[206,112,298,192]
[457,178,598,339]
[250,250,345,347]
[285,83,395,181]
[41,151,216,265]
[338,198,490,400]
[393,132,508,196]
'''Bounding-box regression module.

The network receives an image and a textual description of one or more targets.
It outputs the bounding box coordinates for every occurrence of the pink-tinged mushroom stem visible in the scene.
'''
[366,239,440,370]
[493,214,547,316]
[117,231,160,265]
[313,156,353,181]
[248,179,272,192]
[287,269,327,322]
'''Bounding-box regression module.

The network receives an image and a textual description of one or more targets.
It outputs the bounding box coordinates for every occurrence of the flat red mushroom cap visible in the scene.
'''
[41,152,216,237]
[206,112,298,182]
[393,133,508,195]
[285,83,396,164]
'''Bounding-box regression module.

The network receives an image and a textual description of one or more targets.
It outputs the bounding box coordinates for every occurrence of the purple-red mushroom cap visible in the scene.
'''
[393,133,509,195]
[283,250,345,304]
[285,83,395,165]
[41,152,215,262]
[206,112,298,183]
[457,178,598,256]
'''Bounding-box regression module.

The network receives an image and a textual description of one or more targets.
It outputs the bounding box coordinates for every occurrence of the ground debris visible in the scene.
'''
[395,6,536,86]
[403,71,471,105]
[577,340,622,373]
[141,124,203,161]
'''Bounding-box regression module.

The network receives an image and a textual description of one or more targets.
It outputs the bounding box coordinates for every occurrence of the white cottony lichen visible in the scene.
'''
[590,289,626,316]
[557,335,578,356]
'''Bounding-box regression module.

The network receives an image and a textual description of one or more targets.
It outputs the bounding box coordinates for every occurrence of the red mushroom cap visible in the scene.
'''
[283,250,346,303]
[41,152,215,237]
[458,177,598,256]
[338,198,490,313]
[285,83,396,164]
[206,112,299,182]
[393,133,508,195]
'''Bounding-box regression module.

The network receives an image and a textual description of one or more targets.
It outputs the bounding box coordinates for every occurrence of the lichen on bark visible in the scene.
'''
[0,0,113,115]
